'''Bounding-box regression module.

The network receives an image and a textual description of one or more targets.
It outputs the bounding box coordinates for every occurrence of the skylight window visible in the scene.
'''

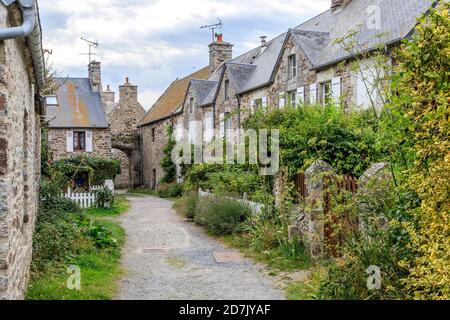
[46,95,58,106]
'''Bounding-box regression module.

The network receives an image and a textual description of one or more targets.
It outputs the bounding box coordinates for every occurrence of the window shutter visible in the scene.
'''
[203,114,214,143]
[66,131,74,153]
[332,76,341,103]
[219,113,225,138]
[279,92,285,108]
[250,100,255,113]
[310,84,317,104]
[262,97,267,110]
[297,86,305,103]
[86,131,93,153]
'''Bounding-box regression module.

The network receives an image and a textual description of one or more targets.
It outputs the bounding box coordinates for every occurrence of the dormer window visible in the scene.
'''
[46,95,58,106]
[189,97,195,113]
[288,54,297,79]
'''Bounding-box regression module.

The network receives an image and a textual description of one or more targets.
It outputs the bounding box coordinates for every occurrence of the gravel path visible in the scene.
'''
[116,195,285,300]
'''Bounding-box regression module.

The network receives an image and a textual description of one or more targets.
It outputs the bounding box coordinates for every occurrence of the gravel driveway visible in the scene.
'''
[116,195,285,300]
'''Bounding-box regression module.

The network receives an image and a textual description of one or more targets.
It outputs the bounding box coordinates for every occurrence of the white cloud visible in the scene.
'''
[39,0,330,107]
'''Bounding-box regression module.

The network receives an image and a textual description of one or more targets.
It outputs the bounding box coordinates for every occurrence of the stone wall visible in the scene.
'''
[111,148,130,189]
[0,4,41,300]
[48,128,112,161]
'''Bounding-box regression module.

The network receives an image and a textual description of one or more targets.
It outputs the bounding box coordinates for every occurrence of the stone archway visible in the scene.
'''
[112,134,142,189]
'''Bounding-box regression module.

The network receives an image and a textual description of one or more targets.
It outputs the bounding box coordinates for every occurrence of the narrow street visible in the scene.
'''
[116,195,285,300]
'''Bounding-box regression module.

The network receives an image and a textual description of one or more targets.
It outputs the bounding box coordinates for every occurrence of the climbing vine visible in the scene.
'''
[160,125,177,184]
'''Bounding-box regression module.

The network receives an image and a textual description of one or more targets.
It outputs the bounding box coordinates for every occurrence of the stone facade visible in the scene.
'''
[109,78,146,189]
[48,128,112,161]
[0,3,43,299]
[141,116,178,188]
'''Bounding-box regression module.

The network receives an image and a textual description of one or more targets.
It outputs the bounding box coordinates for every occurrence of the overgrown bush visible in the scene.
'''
[32,200,85,273]
[173,195,198,219]
[51,156,121,186]
[194,196,252,236]
[244,104,378,178]
[87,223,118,249]
[157,183,183,198]
[95,187,114,209]
[184,164,273,203]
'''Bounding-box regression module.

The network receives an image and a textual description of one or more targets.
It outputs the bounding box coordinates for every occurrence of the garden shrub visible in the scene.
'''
[95,187,114,209]
[51,156,121,187]
[194,196,252,236]
[157,183,183,198]
[32,203,86,273]
[173,195,199,219]
[390,2,450,300]
[87,223,118,249]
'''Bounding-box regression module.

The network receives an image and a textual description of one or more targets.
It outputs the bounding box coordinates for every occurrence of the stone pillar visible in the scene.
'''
[304,160,334,257]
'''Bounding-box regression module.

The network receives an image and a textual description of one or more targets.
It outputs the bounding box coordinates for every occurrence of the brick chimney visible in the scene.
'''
[88,60,102,92]
[119,77,138,102]
[103,85,116,114]
[209,33,233,74]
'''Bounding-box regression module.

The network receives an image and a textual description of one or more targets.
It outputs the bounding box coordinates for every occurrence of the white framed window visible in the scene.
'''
[297,86,305,104]
[288,54,297,79]
[321,81,333,106]
[279,92,286,108]
[310,84,318,104]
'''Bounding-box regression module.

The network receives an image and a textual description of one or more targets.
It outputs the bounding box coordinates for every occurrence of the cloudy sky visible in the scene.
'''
[39,0,330,110]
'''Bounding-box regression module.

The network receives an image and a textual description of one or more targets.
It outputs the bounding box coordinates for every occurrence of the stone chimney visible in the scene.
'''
[331,0,349,11]
[88,60,102,92]
[103,85,116,114]
[119,77,138,102]
[209,33,233,74]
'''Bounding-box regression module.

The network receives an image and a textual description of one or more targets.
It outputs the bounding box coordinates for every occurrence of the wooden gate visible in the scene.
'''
[323,175,358,257]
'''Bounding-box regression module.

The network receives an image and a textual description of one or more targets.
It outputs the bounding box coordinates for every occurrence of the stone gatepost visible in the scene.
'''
[290,160,334,257]
[358,162,393,233]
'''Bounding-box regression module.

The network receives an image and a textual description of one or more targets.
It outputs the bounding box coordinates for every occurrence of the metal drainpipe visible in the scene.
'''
[0,0,37,40]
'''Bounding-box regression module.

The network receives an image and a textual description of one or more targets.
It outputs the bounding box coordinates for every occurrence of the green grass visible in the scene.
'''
[85,195,130,217]
[26,220,125,300]
[286,270,326,300]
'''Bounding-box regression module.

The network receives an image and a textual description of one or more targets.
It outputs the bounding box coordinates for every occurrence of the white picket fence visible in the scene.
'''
[64,180,115,208]
[198,189,264,215]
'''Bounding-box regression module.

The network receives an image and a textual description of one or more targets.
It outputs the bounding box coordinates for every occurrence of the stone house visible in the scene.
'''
[108,78,146,189]
[46,61,112,162]
[140,0,431,189]
[139,67,209,189]
[0,0,45,299]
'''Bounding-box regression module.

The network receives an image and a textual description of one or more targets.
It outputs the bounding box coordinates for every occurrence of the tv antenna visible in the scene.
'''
[200,18,222,43]
[80,37,99,63]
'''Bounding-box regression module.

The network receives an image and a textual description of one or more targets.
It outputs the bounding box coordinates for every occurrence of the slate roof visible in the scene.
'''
[294,0,433,70]
[139,67,209,126]
[47,78,109,129]
[190,79,219,106]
